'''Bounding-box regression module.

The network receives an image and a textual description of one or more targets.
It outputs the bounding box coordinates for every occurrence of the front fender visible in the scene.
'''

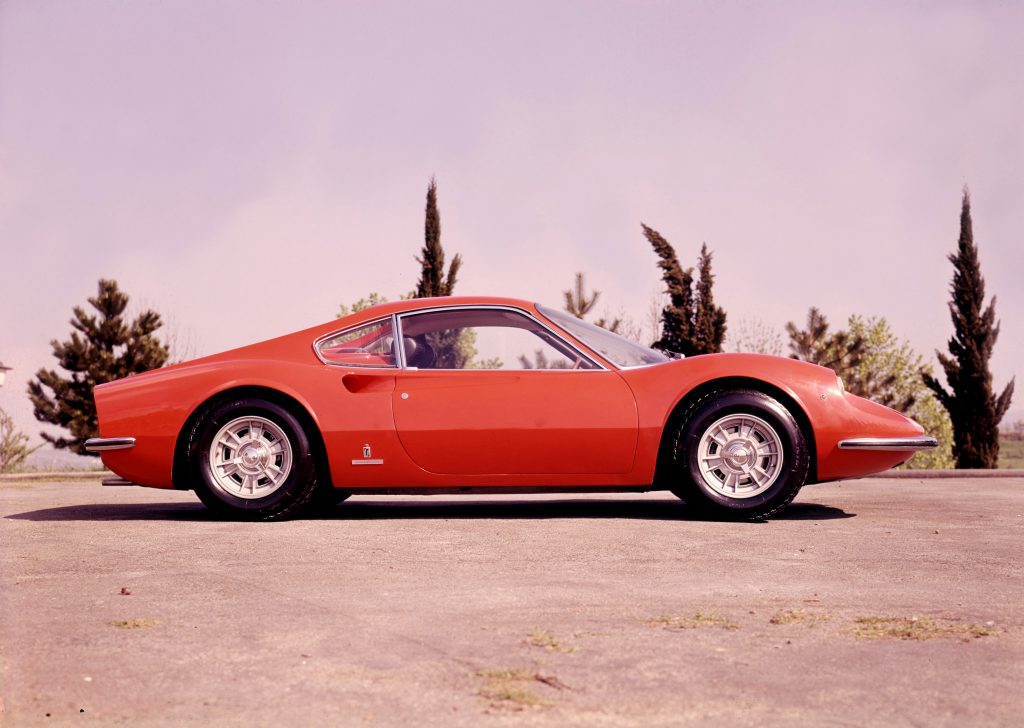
[618,354,927,484]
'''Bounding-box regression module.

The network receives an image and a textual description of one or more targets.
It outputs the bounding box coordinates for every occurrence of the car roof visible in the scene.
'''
[351,295,535,316]
[293,296,540,344]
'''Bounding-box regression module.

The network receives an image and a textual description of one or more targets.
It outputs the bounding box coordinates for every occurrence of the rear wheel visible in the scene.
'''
[188,397,318,520]
[670,389,808,520]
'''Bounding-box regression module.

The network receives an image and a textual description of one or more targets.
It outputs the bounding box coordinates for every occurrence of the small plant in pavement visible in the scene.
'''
[523,628,576,653]
[474,668,569,710]
[769,609,831,626]
[850,615,994,640]
[646,611,739,631]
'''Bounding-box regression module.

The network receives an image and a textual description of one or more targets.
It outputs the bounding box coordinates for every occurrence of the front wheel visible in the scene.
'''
[669,389,809,520]
[187,397,318,520]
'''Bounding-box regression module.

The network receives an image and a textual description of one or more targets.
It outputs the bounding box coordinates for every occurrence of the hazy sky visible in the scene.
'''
[1,1,1022,450]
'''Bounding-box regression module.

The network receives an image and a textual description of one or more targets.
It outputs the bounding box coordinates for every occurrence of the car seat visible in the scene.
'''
[405,337,436,369]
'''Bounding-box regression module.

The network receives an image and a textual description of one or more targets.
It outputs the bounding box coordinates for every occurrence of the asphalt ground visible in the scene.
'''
[1,477,1021,727]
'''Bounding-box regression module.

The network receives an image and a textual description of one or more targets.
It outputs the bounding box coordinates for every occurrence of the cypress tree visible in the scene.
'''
[643,225,726,356]
[643,224,694,355]
[414,177,461,298]
[923,189,1014,468]
[28,279,169,455]
[413,177,467,368]
[692,243,727,354]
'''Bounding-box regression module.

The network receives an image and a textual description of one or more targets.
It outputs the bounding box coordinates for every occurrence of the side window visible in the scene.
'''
[398,309,597,370]
[317,318,397,368]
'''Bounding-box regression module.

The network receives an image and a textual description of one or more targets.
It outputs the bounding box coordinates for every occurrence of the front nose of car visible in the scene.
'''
[815,392,937,481]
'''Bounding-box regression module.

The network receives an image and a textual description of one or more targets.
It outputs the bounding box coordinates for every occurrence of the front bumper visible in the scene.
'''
[837,436,938,451]
[84,437,136,452]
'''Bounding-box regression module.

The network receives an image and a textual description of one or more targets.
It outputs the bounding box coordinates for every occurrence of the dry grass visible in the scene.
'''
[769,609,831,626]
[647,611,739,631]
[850,616,994,641]
[108,619,160,629]
[1000,436,1024,469]
[474,668,568,710]
[523,628,575,653]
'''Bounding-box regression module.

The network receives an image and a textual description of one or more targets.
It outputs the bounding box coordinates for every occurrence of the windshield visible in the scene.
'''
[536,304,670,368]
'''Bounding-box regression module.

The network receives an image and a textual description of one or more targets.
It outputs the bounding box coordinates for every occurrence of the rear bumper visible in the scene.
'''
[837,436,938,451]
[84,437,136,452]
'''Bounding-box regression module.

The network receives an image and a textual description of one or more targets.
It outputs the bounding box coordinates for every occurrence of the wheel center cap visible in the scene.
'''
[723,441,754,469]
[242,446,262,467]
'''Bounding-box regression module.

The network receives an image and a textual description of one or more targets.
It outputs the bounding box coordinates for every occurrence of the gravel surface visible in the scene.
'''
[2,478,1022,727]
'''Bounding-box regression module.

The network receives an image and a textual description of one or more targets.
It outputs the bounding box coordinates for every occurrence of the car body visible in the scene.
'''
[86,296,936,520]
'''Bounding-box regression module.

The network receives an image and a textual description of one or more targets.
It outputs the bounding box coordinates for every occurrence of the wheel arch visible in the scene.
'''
[172,385,332,491]
[654,376,818,486]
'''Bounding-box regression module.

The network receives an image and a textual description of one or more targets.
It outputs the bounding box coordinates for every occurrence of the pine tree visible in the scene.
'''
[786,308,868,375]
[28,279,169,456]
[923,189,1014,468]
[563,272,622,333]
[517,349,570,370]
[643,225,725,356]
[593,315,623,334]
[788,308,914,412]
[564,272,599,318]
[692,243,727,354]
[414,177,461,298]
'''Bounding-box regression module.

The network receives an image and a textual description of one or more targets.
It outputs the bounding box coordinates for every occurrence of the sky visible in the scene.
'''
[1,0,1022,460]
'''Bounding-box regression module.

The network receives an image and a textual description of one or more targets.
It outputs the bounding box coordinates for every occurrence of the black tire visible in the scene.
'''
[669,389,809,520]
[307,485,351,514]
[187,397,318,520]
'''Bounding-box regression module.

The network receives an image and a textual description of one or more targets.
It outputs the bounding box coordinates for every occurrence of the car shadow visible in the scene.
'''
[5,501,212,522]
[314,499,855,522]
[5,498,854,523]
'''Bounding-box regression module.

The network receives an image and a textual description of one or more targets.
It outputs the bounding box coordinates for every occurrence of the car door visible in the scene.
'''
[390,306,638,475]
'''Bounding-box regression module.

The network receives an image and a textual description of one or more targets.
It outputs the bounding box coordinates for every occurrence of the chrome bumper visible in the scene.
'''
[84,437,136,452]
[838,436,938,451]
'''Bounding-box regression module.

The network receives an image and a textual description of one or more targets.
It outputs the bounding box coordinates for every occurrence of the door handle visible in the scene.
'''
[342,374,396,394]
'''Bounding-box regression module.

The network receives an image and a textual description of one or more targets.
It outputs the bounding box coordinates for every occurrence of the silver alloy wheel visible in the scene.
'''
[208,416,293,500]
[696,413,783,499]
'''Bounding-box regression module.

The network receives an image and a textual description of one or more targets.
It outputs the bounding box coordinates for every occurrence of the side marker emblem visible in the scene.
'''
[352,443,383,466]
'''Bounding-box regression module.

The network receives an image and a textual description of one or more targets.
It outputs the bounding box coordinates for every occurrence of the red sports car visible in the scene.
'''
[86,296,936,520]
